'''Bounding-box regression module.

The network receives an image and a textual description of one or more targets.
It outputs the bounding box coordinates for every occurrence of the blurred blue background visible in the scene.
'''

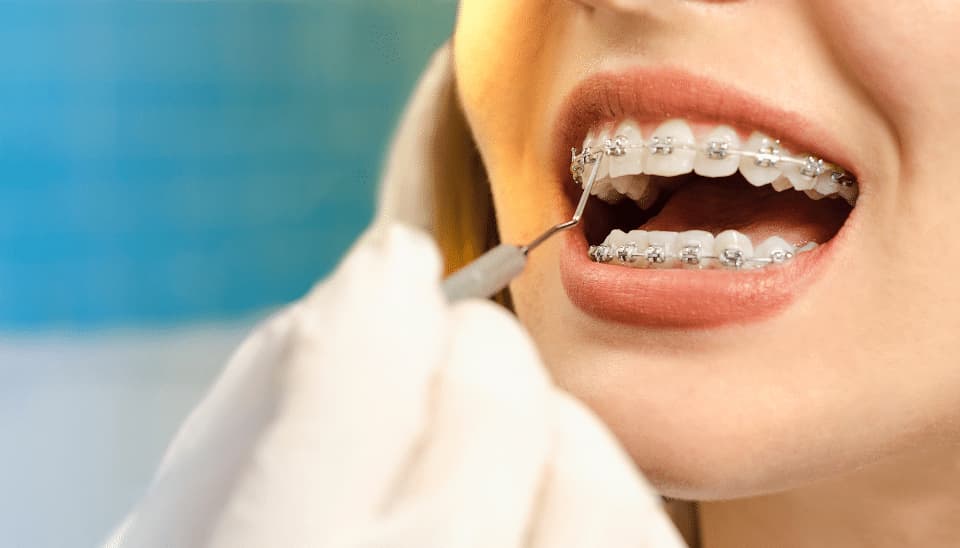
[0,2,457,546]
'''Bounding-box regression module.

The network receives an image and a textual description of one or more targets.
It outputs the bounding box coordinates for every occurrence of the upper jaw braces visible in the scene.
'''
[569,135,857,189]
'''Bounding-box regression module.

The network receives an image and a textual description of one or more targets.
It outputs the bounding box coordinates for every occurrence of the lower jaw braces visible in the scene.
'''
[588,241,817,270]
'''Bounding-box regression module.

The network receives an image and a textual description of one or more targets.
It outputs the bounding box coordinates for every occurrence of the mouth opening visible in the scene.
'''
[574,171,854,263]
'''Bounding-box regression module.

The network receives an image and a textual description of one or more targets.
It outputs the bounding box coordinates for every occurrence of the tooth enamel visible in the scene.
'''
[590,178,622,203]
[814,172,840,196]
[783,156,824,191]
[645,231,680,267]
[694,125,741,178]
[804,189,826,200]
[621,230,650,264]
[610,174,651,201]
[676,230,714,267]
[645,119,696,177]
[609,120,644,178]
[603,229,630,249]
[755,236,795,263]
[634,182,661,210]
[771,176,793,192]
[739,132,783,187]
[714,230,754,268]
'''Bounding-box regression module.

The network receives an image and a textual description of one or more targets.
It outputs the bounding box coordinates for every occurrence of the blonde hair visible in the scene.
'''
[377,43,510,306]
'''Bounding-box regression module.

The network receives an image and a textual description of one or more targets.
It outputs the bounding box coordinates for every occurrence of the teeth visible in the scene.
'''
[645,231,680,267]
[694,125,741,177]
[783,156,823,191]
[591,177,623,202]
[574,119,858,206]
[603,229,631,250]
[739,132,783,186]
[645,119,696,177]
[610,174,651,201]
[714,230,754,269]
[770,176,793,192]
[584,129,611,181]
[754,236,795,264]
[814,171,840,196]
[677,230,714,268]
[608,120,644,178]
[634,182,661,210]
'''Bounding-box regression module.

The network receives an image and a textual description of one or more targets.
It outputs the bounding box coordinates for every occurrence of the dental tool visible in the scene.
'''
[442,148,605,302]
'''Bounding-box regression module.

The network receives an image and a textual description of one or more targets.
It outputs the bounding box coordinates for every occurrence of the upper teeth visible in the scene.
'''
[573,118,859,207]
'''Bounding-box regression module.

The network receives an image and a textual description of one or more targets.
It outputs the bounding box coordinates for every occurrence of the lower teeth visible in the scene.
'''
[588,229,817,270]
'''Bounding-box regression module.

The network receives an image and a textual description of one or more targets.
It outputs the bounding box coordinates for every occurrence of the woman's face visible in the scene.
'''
[453,1,960,499]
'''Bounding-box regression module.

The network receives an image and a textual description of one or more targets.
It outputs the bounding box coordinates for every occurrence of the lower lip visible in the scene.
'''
[559,228,831,329]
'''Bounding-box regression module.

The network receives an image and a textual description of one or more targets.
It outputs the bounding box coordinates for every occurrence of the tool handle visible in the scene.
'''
[442,244,527,302]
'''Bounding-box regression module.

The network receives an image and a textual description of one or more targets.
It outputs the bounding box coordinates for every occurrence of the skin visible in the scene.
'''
[452,1,960,546]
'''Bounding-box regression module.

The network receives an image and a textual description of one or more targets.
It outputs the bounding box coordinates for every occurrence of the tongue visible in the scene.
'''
[641,177,850,246]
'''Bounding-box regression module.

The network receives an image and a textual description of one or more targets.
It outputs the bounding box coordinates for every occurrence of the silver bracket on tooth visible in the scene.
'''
[719,248,746,269]
[680,244,703,266]
[604,136,628,157]
[589,245,615,263]
[570,148,585,183]
[754,140,782,168]
[649,136,675,156]
[706,140,730,160]
[645,244,667,264]
[617,243,641,263]
[831,170,856,187]
[769,249,794,264]
[800,156,827,178]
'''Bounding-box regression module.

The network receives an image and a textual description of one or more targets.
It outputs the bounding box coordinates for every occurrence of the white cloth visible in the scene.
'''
[104,224,686,548]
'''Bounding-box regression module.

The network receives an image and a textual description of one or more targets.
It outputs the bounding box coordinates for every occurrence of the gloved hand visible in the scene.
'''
[104,224,686,548]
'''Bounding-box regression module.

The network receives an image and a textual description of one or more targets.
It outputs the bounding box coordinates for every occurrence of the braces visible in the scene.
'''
[568,135,836,270]
[569,135,857,188]
[587,241,818,270]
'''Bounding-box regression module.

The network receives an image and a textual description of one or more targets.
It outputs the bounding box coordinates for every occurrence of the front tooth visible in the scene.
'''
[610,174,651,201]
[634,183,661,210]
[645,119,696,176]
[677,230,714,268]
[645,231,680,267]
[739,132,783,187]
[755,236,796,264]
[608,120,644,178]
[694,125,741,177]
[714,230,754,269]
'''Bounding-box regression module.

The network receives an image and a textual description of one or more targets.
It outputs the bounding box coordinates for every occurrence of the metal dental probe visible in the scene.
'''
[442,151,604,302]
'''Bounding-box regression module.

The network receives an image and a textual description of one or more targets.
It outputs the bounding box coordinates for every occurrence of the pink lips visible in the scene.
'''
[553,68,856,329]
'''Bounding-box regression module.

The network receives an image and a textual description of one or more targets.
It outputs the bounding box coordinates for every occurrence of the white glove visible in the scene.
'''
[104,224,686,548]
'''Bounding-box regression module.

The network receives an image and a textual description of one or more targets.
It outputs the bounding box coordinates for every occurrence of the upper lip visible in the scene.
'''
[551,66,859,195]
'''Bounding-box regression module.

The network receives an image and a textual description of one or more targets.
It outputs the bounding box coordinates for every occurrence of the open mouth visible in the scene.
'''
[572,119,857,270]
[553,69,862,328]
